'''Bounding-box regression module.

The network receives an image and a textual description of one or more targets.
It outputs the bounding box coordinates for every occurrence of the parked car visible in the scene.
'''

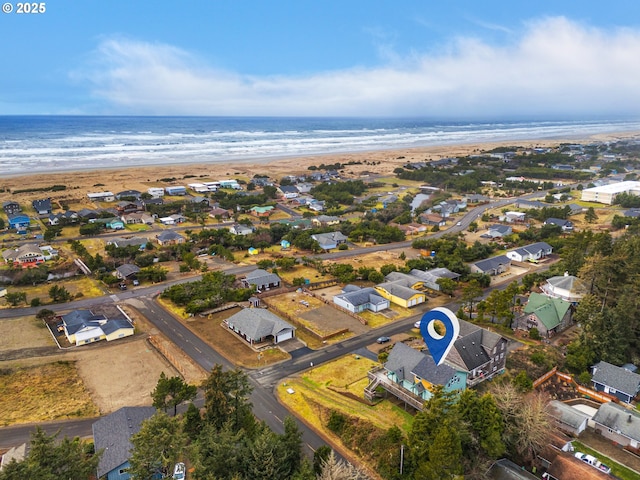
[574,452,611,474]
[414,320,422,329]
[132,279,140,286]
[173,462,186,480]
[119,283,127,290]
[376,336,391,344]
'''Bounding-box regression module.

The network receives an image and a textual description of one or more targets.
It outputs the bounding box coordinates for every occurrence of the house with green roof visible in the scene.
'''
[518,292,572,338]
[249,205,274,218]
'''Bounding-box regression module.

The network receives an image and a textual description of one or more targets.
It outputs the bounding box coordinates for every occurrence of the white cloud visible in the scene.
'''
[77,18,640,117]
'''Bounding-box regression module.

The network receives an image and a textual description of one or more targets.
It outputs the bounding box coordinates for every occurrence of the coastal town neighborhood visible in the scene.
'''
[3,138,640,479]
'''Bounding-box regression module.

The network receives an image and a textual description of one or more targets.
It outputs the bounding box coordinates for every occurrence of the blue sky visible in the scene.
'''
[3,1,640,117]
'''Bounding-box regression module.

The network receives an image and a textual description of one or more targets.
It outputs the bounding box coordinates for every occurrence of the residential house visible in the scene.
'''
[308,200,325,212]
[486,224,512,238]
[546,400,589,437]
[32,198,52,215]
[567,203,585,215]
[2,244,45,265]
[77,208,99,220]
[488,459,539,480]
[374,279,426,308]
[165,186,187,196]
[396,223,428,236]
[591,361,640,404]
[219,179,241,190]
[60,309,134,346]
[545,218,574,232]
[48,211,78,226]
[591,401,640,449]
[2,201,20,215]
[92,406,156,480]
[243,269,281,291]
[229,223,254,236]
[7,213,30,230]
[278,185,300,199]
[87,192,116,203]
[158,214,186,225]
[431,201,458,218]
[115,190,142,200]
[115,201,141,215]
[506,242,553,263]
[518,293,572,338]
[540,274,587,304]
[249,205,274,218]
[503,211,527,223]
[311,215,340,227]
[333,285,390,313]
[115,264,141,280]
[464,194,490,204]
[93,217,125,230]
[295,183,313,194]
[408,268,460,292]
[420,213,446,227]
[279,218,312,230]
[225,308,295,345]
[187,183,210,193]
[208,207,231,220]
[515,200,549,210]
[147,187,165,198]
[311,231,348,250]
[188,195,211,209]
[0,443,28,471]
[155,231,185,246]
[365,342,466,409]
[441,318,508,386]
[470,255,511,276]
[121,212,154,225]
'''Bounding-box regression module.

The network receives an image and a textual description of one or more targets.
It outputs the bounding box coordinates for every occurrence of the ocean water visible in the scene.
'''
[1,116,639,175]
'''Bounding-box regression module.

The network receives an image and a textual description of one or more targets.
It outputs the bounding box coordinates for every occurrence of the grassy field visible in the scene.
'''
[278,355,415,446]
[4,276,105,307]
[0,361,99,426]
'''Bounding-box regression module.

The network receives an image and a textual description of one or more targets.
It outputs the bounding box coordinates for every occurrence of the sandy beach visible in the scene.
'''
[1,131,638,207]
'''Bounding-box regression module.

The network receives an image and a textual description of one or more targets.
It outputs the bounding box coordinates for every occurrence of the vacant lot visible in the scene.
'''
[0,309,186,425]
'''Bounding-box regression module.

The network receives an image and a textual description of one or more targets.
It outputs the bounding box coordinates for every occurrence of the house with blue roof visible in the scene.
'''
[7,213,30,230]
[506,242,553,262]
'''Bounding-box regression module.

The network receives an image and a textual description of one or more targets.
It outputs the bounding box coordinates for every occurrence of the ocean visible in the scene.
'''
[1,116,639,175]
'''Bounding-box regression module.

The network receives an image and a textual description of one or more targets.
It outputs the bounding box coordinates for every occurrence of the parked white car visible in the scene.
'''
[574,452,611,475]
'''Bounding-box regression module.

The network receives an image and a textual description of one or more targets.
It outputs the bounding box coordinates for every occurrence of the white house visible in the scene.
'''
[506,242,553,262]
[147,187,165,198]
[333,286,390,313]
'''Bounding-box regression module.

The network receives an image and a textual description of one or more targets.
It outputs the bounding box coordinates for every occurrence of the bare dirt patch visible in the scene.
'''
[328,249,417,270]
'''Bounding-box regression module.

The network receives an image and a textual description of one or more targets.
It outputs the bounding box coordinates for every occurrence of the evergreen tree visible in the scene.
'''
[202,364,255,433]
[151,372,198,416]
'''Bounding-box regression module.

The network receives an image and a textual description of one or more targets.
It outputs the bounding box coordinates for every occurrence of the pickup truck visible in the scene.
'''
[574,452,612,474]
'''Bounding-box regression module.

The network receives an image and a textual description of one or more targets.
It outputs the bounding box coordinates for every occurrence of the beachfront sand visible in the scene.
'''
[1,131,638,207]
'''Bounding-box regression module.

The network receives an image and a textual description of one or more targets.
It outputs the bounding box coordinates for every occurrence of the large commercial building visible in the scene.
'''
[581,181,640,205]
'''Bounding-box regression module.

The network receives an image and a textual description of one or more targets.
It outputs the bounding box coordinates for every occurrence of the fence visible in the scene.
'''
[262,298,349,342]
[148,335,189,379]
[533,367,618,404]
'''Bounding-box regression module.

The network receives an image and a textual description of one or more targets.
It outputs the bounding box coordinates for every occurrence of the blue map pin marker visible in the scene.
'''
[419,307,460,366]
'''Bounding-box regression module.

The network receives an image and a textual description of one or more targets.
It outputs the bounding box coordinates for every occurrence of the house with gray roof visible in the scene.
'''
[243,269,281,291]
[546,400,589,436]
[486,224,512,238]
[225,308,295,345]
[32,198,52,215]
[470,255,511,276]
[155,230,185,246]
[506,242,553,263]
[333,286,389,313]
[311,231,348,250]
[2,200,21,215]
[92,406,156,480]
[375,272,426,308]
[408,268,460,291]
[60,309,134,346]
[444,319,508,386]
[115,264,141,280]
[592,401,640,448]
[545,217,574,232]
[365,342,466,409]
[2,244,45,265]
[106,236,148,249]
[591,361,640,404]
[540,274,587,304]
